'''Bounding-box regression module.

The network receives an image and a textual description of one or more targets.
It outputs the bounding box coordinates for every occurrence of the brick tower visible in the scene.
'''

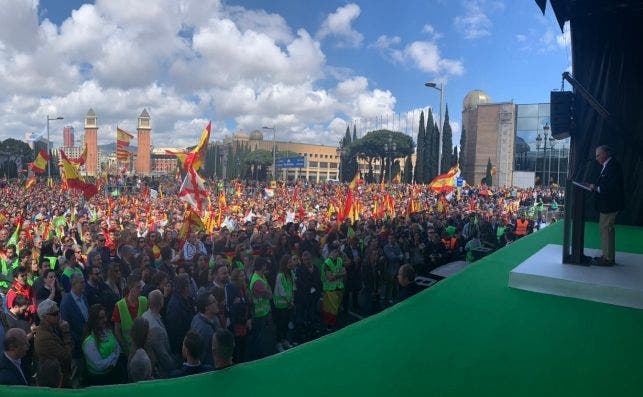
[84,109,98,176]
[136,109,151,175]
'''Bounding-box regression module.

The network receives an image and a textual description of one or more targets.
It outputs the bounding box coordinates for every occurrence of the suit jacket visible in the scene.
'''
[595,158,625,213]
[60,293,88,358]
[141,310,176,378]
[34,322,72,387]
[0,352,28,386]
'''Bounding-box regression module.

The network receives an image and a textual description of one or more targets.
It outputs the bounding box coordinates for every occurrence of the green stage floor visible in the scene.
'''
[3,222,643,396]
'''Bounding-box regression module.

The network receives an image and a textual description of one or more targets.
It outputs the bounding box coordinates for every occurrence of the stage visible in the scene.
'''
[509,244,643,309]
[4,222,643,396]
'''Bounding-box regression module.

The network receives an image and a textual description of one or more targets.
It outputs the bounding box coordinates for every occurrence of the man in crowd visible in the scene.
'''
[113,275,148,354]
[60,273,89,387]
[34,299,73,387]
[0,328,30,385]
[141,289,176,378]
[212,329,235,370]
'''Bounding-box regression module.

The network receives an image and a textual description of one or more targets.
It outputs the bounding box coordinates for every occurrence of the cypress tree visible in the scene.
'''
[352,124,357,142]
[452,146,459,167]
[414,111,425,183]
[441,104,453,172]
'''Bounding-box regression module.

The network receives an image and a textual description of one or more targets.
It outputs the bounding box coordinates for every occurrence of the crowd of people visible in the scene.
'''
[0,176,563,387]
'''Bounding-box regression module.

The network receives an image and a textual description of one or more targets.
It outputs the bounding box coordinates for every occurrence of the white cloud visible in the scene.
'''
[515,34,527,42]
[454,0,492,39]
[317,3,363,48]
[556,21,570,49]
[0,0,408,148]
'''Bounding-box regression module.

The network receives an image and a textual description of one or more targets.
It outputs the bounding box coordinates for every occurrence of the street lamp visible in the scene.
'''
[535,131,542,186]
[46,115,64,179]
[262,125,276,180]
[336,140,343,182]
[424,81,444,174]
[383,134,397,184]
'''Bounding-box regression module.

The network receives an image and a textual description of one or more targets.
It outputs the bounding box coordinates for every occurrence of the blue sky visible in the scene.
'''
[2,0,569,148]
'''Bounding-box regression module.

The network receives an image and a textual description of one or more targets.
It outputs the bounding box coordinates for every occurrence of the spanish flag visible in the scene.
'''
[178,209,206,246]
[29,150,50,174]
[60,149,98,199]
[69,144,87,166]
[348,171,362,190]
[166,121,211,172]
[117,128,134,161]
[428,165,460,193]
[25,176,37,190]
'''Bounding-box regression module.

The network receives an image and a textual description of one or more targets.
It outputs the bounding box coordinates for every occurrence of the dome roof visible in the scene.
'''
[233,130,249,140]
[463,90,491,111]
[249,130,264,140]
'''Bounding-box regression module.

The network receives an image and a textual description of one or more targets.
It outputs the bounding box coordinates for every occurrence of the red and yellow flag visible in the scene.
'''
[25,176,37,190]
[69,144,87,166]
[117,128,134,161]
[166,121,211,172]
[60,149,98,199]
[428,165,460,193]
[29,150,50,174]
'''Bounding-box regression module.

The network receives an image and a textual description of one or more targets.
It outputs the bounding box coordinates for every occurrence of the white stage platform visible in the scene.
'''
[509,244,643,309]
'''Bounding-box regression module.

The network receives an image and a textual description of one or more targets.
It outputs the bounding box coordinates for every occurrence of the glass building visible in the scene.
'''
[514,103,570,186]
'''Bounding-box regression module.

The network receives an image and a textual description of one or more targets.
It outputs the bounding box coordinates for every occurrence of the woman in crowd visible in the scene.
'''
[273,254,296,351]
[225,268,250,363]
[82,304,123,385]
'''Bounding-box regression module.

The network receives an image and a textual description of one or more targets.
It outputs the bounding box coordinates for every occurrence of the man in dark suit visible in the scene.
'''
[589,145,625,266]
[0,328,30,385]
[60,273,88,387]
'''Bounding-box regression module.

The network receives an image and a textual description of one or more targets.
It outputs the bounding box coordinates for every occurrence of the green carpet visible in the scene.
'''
[4,222,643,396]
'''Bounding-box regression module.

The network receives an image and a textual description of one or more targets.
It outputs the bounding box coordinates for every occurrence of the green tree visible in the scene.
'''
[349,129,414,183]
[244,149,273,181]
[452,146,459,167]
[414,111,425,183]
[441,104,453,172]
[403,155,413,183]
[0,138,32,178]
[352,124,357,142]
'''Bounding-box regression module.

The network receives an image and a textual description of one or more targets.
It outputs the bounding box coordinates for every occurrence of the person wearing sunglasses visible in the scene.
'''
[34,299,72,388]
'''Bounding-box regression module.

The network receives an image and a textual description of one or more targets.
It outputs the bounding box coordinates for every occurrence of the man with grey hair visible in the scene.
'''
[141,289,176,377]
[0,328,30,385]
[34,299,73,387]
[589,145,625,266]
[60,273,88,387]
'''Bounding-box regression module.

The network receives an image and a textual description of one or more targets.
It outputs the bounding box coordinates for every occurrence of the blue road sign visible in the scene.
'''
[456,177,464,187]
[275,156,305,168]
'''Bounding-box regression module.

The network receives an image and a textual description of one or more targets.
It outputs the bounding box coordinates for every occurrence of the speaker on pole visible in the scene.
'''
[550,91,574,139]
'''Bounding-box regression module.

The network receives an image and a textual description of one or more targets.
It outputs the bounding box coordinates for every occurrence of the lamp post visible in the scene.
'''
[424,81,444,174]
[262,126,276,180]
[535,132,542,186]
[384,134,396,184]
[336,139,343,182]
[46,115,64,179]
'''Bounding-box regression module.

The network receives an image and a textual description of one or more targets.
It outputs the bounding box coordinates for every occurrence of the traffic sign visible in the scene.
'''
[275,156,305,168]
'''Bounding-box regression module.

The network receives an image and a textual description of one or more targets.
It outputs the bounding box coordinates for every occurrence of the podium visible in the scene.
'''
[562,180,591,265]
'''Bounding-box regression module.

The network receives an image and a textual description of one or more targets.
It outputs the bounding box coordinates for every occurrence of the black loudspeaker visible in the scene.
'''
[550,91,574,139]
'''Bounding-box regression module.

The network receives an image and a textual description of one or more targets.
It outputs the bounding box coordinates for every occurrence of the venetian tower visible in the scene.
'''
[136,109,151,175]
[84,109,98,176]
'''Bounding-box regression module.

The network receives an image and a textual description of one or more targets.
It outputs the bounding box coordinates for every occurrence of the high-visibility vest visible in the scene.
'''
[515,219,529,236]
[0,258,18,290]
[83,331,118,374]
[273,272,294,309]
[496,226,506,241]
[322,257,344,292]
[116,296,148,350]
[249,273,271,318]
